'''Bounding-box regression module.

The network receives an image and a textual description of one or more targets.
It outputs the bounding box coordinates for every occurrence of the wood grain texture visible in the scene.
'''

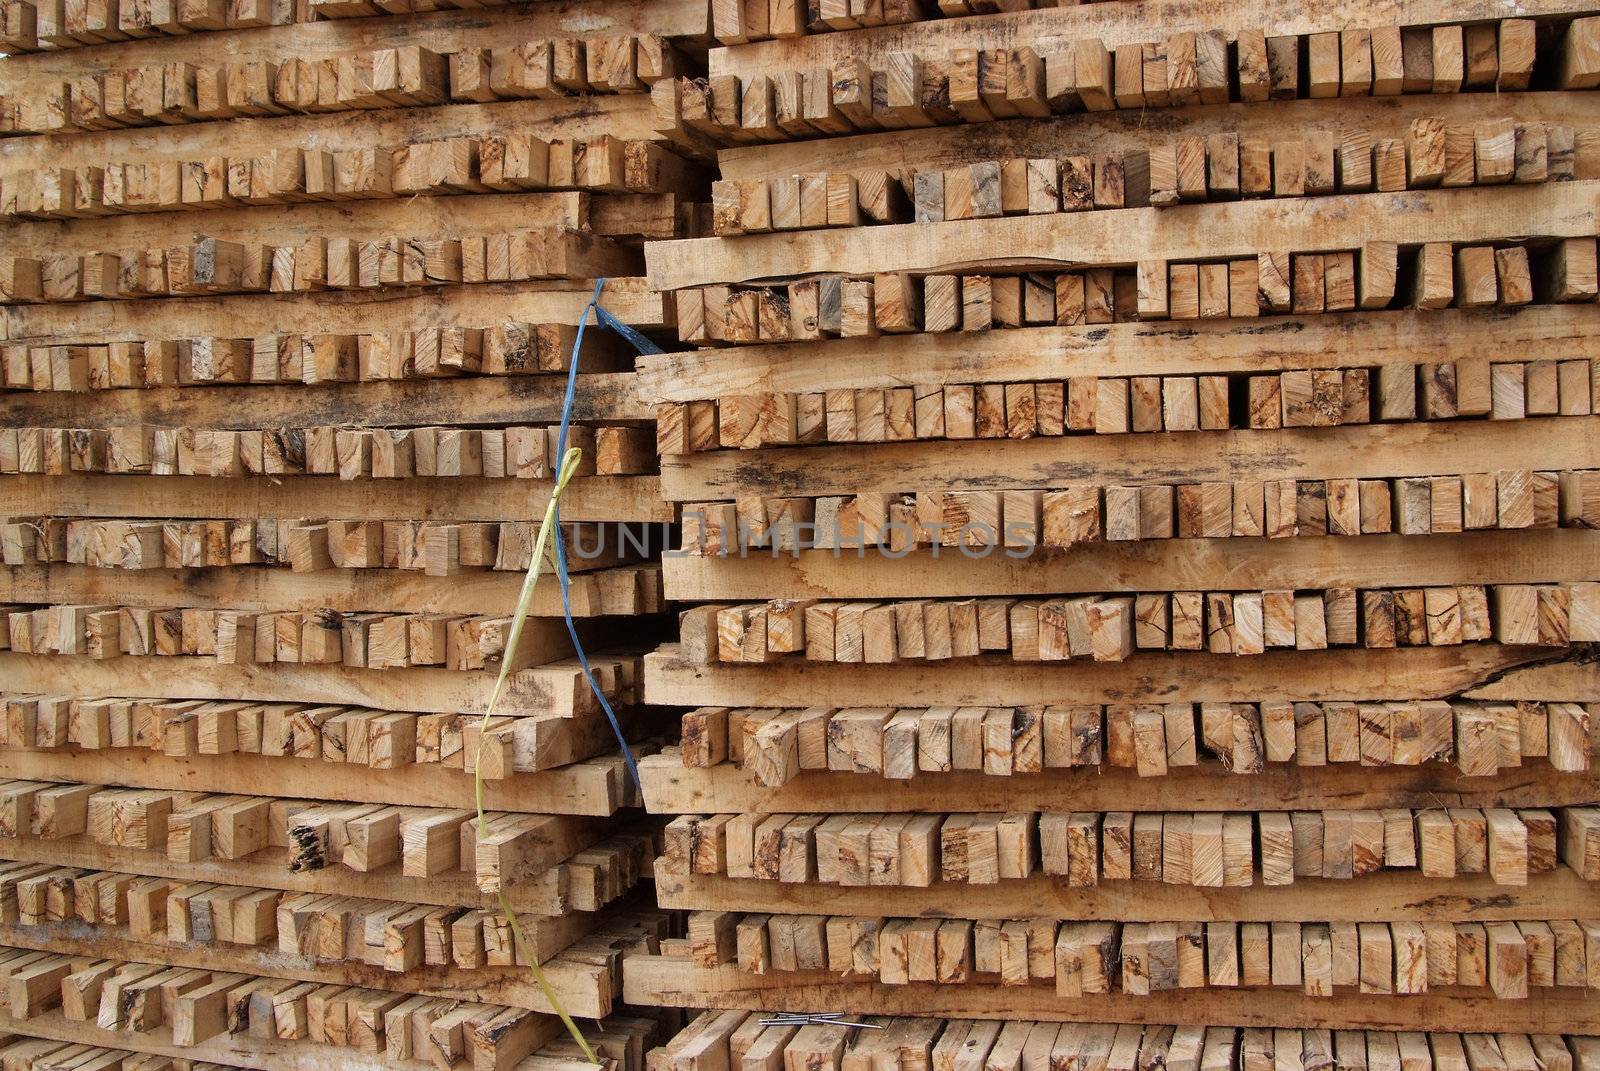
[637,752,1600,818]
[6,369,648,427]
[0,1006,430,1071]
[659,414,1600,501]
[2,277,668,345]
[0,922,614,1016]
[0,650,621,715]
[660,530,1600,600]
[622,955,1599,1032]
[647,184,1600,290]
[0,833,582,915]
[638,305,1600,406]
[2,472,672,522]
[0,0,705,105]
[0,744,630,816]
[705,2,1599,83]
[0,562,658,617]
[643,642,1594,707]
[717,93,1600,182]
[651,861,1600,922]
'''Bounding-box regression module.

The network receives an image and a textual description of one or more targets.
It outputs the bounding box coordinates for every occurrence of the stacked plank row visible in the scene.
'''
[624,0,1600,1059]
[643,1013,1600,1071]
[0,0,720,1066]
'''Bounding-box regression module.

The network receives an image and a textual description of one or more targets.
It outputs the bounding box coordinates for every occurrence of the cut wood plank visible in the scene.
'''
[707,2,1600,83]
[659,530,1600,601]
[0,1002,442,1071]
[0,827,609,922]
[2,473,672,523]
[647,184,1600,290]
[643,643,1590,709]
[0,913,612,1016]
[624,955,1599,1032]
[638,305,1600,402]
[658,414,1600,502]
[0,650,627,715]
[718,93,1600,182]
[1,742,632,817]
[4,562,656,618]
[6,190,597,254]
[662,729,1597,830]
[1,277,670,347]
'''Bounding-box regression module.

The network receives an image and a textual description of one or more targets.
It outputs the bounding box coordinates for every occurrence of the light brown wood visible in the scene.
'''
[0,649,632,716]
[644,643,1596,709]
[657,413,1600,502]
[626,956,1599,1032]
[639,305,1600,405]
[648,184,1600,290]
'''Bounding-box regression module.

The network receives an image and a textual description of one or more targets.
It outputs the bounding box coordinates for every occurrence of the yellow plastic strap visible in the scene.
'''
[472,447,596,1061]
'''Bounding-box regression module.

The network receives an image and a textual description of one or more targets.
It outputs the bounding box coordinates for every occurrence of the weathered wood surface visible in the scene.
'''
[660,530,1600,601]
[0,650,615,714]
[651,861,1600,922]
[621,954,1600,1032]
[635,306,1599,403]
[0,1006,437,1071]
[658,414,1600,501]
[1472,660,1600,701]
[11,880,602,963]
[1,277,669,344]
[643,643,1597,707]
[706,1,1600,80]
[2,473,673,522]
[0,922,614,1016]
[0,98,675,185]
[646,183,1600,290]
[0,562,655,617]
[0,834,577,914]
[716,93,1600,181]
[636,752,1600,817]
[0,745,630,815]
[7,370,648,425]
[6,190,582,255]
[0,0,706,98]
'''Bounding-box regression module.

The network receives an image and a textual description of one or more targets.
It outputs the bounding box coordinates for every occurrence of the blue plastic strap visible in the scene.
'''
[594,303,664,358]
[553,278,648,796]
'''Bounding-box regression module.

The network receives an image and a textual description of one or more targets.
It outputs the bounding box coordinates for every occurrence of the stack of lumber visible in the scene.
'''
[643,1013,1600,1071]
[623,0,1600,1054]
[0,0,716,1066]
